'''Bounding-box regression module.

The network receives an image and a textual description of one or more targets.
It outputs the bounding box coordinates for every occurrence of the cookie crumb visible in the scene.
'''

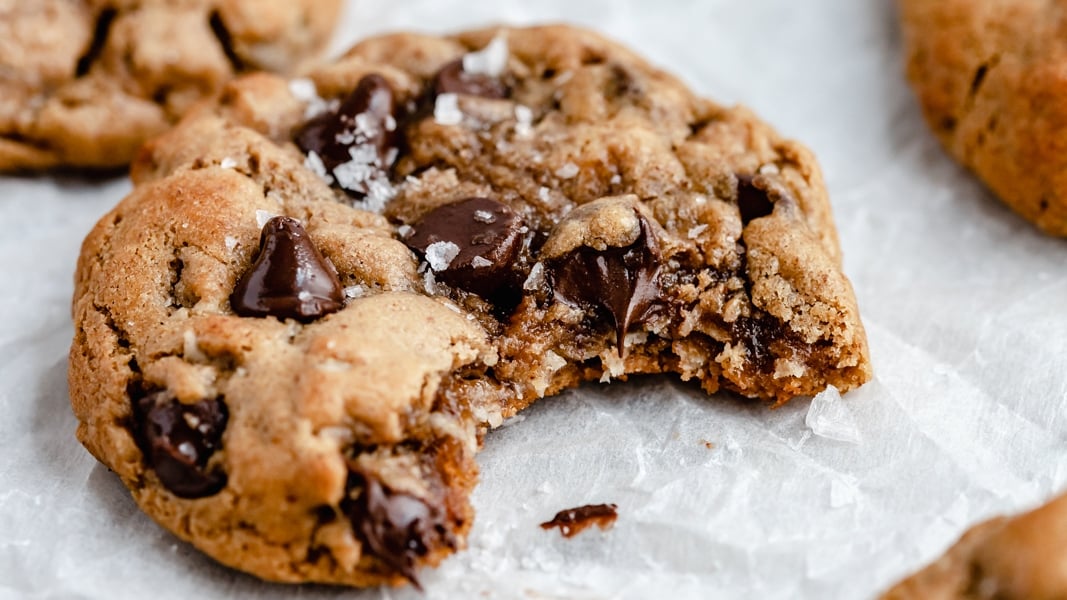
[434,93,463,126]
[540,503,618,538]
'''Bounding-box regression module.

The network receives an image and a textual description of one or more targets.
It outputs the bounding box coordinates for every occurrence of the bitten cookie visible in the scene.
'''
[0,0,341,170]
[899,0,1067,235]
[70,25,872,588]
[883,492,1067,599]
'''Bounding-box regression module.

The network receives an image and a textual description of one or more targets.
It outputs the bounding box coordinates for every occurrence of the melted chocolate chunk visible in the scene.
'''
[134,392,228,498]
[540,503,618,538]
[432,59,509,99]
[403,197,525,300]
[231,216,344,322]
[736,174,775,224]
[731,313,783,372]
[294,74,399,197]
[348,476,450,588]
[548,214,662,351]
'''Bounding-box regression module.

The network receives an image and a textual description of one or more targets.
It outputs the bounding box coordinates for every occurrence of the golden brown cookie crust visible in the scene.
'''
[0,0,341,171]
[71,24,871,587]
[883,492,1067,599]
[899,0,1067,235]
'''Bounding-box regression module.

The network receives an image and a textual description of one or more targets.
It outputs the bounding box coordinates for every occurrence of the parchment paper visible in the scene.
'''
[2,0,1066,598]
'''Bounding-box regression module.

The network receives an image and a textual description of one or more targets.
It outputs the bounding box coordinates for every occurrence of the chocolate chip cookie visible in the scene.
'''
[70,25,872,588]
[0,0,341,171]
[899,0,1067,235]
[883,492,1067,599]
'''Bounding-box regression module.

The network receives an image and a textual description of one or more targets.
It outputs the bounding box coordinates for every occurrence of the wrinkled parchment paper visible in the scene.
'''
[3,0,1066,598]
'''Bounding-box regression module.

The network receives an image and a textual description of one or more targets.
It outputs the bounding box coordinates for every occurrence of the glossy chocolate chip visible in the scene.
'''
[135,392,227,498]
[432,59,509,99]
[348,476,449,588]
[549,213,662,351]
[403,198,524,299]
[231,216,344,322]
[295,74,399,197]
[736,174,775,224]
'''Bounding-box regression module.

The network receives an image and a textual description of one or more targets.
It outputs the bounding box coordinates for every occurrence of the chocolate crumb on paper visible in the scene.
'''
[540,503,619,538]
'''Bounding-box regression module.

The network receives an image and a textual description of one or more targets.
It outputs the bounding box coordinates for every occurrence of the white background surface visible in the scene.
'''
[2,0,1066,598]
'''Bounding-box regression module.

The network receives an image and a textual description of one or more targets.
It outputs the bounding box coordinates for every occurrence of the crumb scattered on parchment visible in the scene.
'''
[540,503,618,538]
[701,439,715,449]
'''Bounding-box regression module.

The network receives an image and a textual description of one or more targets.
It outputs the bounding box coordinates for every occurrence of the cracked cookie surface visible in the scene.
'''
[70,24,871,588]
[883,492,1067,599]
[0,0,341,171]
[899,0,1067,235]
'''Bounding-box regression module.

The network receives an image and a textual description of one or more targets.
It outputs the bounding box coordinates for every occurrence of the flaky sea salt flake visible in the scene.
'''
[288,77,335,119]
[288,78,317,102]
[471,256,492,269]
[255,210,277,228]
[220,157,237,169]
[523,262,545,290]
[514,105,533,137]
[555,162,579,179]
[434,93,463,126]
[473,209,496,224]
[687,224,708,239]
[224,235,238,251]
[425,241,461,271]
[805,385,862,444]
[462,34,509,77]
[304,151,333,185]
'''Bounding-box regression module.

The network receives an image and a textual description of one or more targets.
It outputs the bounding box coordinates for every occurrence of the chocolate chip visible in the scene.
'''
[736,174,775,224]
[730,314,783,372]
[403,198,524,300]
[231,216,344,322]
[294,74,399,197]
[135,392,227,498]
[348,475,449,589]
[548,213,662,351]
[432,59,509,99]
